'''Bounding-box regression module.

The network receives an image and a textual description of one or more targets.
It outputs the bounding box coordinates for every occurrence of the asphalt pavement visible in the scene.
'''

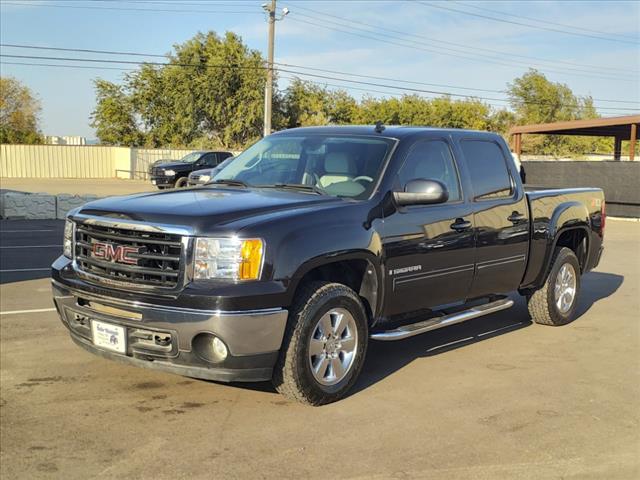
[0,219,64,284]
[0,219,638,479]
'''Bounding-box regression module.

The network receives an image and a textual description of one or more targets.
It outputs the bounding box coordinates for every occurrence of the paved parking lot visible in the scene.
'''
[1,178,155,197]
[1,219,638,479]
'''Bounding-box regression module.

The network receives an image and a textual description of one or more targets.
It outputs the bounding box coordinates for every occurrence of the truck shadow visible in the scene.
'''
[211,271,623,398]
[352,271,623,396]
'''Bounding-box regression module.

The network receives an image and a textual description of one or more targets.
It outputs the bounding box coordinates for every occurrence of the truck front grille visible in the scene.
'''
[74,222,184,289]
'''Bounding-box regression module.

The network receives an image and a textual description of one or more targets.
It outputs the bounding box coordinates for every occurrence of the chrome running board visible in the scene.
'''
[370,298,514,341]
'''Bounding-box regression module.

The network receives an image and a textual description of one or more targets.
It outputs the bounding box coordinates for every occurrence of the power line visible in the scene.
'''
[0,43,507,94]
[4,43,638,105]
[6,0,637,79]
[418,1,640,45]
[2,53,638,113]
[3,61,635,117]
[1,60,135,72]
[452,1,639,42]
[0,1,262,15]
[285,3,639,76]
[286,11,637,83]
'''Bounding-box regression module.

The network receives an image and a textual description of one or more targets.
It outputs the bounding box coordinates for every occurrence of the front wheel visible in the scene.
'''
[527,247,581,326]
[174,177,189,188]
[273,281,368,405]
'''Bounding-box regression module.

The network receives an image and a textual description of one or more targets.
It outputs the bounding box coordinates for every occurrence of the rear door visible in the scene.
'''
[457,138,530,298]
[381,138,476,316]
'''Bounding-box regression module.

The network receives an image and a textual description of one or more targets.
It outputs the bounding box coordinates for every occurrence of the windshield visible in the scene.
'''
[180,152,202,163]
[212,135,395,199]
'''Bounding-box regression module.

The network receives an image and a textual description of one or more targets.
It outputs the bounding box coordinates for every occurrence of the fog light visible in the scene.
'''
[212,336,228,360]
[192,333,229,363]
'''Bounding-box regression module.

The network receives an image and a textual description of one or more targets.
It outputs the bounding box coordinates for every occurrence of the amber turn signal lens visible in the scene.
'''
[239,239,263,280]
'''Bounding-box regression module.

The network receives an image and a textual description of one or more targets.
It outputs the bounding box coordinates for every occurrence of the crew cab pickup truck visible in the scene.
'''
[52,126,605,405]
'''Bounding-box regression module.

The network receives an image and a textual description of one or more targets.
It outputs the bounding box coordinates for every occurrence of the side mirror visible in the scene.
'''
[393,179,449,206]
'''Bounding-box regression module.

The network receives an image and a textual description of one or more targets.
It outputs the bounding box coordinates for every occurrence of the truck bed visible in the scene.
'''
[520,185,605,291]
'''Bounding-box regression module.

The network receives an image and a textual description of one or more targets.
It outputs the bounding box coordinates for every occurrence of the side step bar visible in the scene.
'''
[370,298,514,341]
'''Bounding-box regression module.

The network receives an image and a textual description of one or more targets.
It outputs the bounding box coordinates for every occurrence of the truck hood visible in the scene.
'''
[77,187,344,234]
[151,161,190,170]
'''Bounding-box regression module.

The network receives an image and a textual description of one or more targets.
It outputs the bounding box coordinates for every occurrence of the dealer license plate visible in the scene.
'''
[91,320,126,354]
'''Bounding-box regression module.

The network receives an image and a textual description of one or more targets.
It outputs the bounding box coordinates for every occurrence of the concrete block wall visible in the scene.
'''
[56,194,100,219]
[523,161,640,218]
[0,191,101,219]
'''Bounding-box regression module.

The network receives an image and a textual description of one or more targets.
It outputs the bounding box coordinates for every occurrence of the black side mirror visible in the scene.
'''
[393,179,449,206]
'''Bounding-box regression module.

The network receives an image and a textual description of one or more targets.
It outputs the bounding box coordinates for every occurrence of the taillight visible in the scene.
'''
[601,199,606,235]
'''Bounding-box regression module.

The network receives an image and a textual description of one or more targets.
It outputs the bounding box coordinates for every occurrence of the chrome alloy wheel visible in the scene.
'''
[555,263,577,313]
[308,308,359,386]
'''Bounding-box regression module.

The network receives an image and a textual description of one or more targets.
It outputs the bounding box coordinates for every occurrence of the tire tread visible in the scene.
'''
[272,281,366,406]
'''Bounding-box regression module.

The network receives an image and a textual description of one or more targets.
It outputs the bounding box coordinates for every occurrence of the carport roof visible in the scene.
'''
[509,115,640,139]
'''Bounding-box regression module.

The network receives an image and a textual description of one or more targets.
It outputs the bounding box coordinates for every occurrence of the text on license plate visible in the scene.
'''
[91,320,126,354]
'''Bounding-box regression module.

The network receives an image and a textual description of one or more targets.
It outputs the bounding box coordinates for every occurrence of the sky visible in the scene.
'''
[1,0,639,139]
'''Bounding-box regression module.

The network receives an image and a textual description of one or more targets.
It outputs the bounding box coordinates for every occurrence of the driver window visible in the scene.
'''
[398,140,461,202]
[201,153,217,166]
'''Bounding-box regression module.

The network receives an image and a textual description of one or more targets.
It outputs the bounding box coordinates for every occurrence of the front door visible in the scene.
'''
[381,138,475,317]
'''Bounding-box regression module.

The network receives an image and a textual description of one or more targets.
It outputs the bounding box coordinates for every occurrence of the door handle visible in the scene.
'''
[508,212,526,223]
[450,218,472,231]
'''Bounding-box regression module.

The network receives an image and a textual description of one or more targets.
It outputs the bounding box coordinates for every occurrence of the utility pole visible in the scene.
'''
[262,1,288,137]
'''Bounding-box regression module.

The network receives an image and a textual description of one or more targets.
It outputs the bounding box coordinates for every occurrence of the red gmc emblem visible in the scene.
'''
[91,242,140,265]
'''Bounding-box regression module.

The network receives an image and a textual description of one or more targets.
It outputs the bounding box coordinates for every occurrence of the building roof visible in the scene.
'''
[509,115,640,139]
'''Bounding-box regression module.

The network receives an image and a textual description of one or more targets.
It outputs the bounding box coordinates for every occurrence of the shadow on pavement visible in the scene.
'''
[352,271,623,395]
[209,271,624,398]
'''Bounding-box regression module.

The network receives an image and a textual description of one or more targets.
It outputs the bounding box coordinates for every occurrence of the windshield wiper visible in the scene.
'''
[207,179,248,188]
[261,183,326,195]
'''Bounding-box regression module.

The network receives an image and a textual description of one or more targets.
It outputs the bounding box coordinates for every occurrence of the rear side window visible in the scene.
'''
[398,140,461,202]
[460,140,512,200]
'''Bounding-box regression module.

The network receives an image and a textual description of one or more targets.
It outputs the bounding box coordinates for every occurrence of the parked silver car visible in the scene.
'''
[187,157,234,186]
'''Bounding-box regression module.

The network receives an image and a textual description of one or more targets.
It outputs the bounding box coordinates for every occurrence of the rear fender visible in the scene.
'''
[529,201,590,291]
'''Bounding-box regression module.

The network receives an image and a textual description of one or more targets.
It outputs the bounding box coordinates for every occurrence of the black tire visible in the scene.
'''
[527,247,581,326]
[174,177,188,188]
[272,281,368,406]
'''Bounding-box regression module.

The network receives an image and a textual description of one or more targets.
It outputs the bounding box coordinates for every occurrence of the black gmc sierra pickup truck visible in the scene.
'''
[52,126,605,405]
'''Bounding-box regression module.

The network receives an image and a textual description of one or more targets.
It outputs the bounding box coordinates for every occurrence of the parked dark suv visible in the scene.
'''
[149,151,233,189]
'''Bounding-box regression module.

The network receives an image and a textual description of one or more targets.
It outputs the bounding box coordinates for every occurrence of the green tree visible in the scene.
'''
[282,79,357,127]
[90,79,143,146]
[507,69,606,156]
[353,94,500,132]
[0,77,43,144]
[91,31,267,149]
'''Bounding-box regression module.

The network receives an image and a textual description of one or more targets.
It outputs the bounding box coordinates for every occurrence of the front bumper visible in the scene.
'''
[52,279,288,382]
[149,175,176,187]
[187,179,207,187]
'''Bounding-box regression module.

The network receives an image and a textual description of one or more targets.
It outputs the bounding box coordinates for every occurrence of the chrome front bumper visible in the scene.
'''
[52,280,288,382]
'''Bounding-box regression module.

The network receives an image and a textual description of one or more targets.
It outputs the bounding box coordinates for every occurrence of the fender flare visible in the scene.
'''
[535,201,591,289]
[288,250,384,318]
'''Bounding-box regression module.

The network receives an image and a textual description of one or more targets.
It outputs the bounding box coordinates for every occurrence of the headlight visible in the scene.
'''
[164,169,176,176]
[199,175,211,182]
[63,219,74,258]
[193,237,263,281]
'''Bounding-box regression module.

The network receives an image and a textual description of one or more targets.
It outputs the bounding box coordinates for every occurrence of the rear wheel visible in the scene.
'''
[273,281,368,406]
[527,247,581,326]
[174,177,188,188]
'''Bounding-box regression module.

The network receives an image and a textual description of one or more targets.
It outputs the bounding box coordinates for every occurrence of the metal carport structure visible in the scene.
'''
[509,115,640,161]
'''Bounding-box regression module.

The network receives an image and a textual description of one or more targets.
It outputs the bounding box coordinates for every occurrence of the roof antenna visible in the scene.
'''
[374,121,385,133]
